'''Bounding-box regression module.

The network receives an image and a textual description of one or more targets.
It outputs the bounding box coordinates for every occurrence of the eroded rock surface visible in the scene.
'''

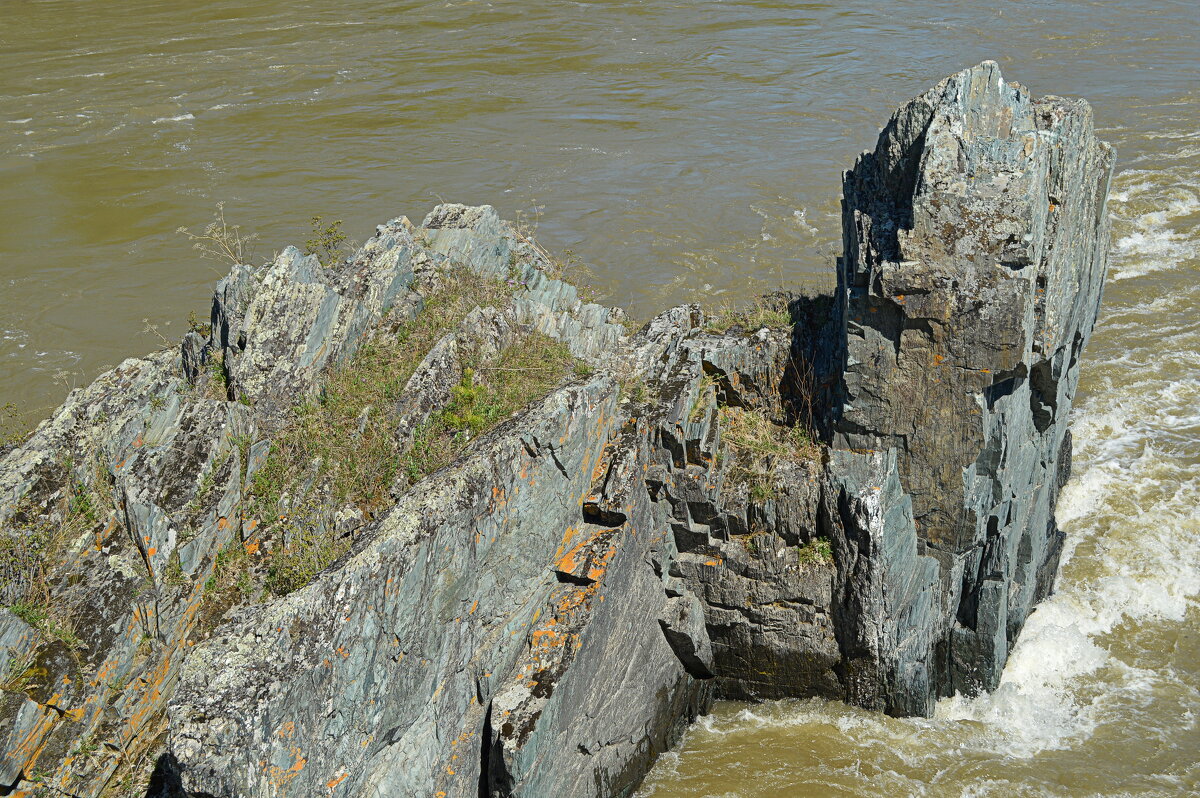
[834,60,1114,701]
[0,62,1111,796]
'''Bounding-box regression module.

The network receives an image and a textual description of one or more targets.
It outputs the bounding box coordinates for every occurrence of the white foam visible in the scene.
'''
[152,113,195,124]
[1107,166,1199,281]
[792,208,819,235]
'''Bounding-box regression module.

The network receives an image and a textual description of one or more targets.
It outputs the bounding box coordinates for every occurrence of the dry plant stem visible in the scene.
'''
[176,202,257,268]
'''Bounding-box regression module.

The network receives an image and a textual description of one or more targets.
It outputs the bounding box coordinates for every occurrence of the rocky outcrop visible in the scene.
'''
[0,62,1111,796]
[834,60,1114,702]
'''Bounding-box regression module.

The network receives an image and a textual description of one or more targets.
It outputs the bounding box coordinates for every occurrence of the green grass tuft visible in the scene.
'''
[705,301,791,334]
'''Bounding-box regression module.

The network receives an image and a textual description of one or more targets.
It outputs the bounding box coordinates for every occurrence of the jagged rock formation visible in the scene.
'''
[0,62,1111,797]
[834,61,1114,703]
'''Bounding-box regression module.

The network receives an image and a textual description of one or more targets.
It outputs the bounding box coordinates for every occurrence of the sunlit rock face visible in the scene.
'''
[0,62,1110,797]
[834,60,1114,702]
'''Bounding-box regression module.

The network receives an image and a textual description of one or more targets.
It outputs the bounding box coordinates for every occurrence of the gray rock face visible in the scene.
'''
[834,60,1114,698]
[0,62,1110,796]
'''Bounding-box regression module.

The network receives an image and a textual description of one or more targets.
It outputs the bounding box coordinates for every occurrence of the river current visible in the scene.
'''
[1,2,1197,796]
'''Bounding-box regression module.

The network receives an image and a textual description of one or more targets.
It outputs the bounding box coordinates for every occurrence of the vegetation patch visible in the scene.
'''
[0,468,104,659]
[401,335,577,485]
[187,309,212,338]
[304,216,351,267]
[689,374,718,423]
[0,403,29,453]
[247,265,517,519]
[705,300,791,334]
[718,406,820,500]
[239,264,581,598]
[197,537,254,629]
[264,511,349,597]
[618,374,653,405]
[796,537,833,567]
[176,202,257,268]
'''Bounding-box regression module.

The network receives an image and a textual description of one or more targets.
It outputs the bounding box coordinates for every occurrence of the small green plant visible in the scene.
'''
[305,216,349,267]
[265,512,349,597]
[204,352,229,400]
[796,537,833,567]
[68,478,99,525]
[187,467,217,515]
[9,600,47,629]
[148,394,167,412]
[10,599,84,650]
[442,369,488,435]
[2,648,37,694]
[203,541,250,599]
[750,482,775,502]
[618,375,651,404]
[187,310,212,338]
[162,552,187,587]
[73,734,100,759]
[197,538,255,633]
[401,335,579,485]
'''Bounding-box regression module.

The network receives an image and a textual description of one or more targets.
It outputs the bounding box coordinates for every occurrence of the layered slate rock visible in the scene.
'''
[834,60,1114,699]
[0,62,1111,796]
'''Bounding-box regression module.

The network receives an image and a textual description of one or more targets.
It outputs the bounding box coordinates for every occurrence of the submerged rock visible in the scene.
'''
[0,62,1111,796]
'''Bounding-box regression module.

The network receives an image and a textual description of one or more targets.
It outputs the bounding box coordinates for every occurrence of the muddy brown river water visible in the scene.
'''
[2,2,1198,796]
